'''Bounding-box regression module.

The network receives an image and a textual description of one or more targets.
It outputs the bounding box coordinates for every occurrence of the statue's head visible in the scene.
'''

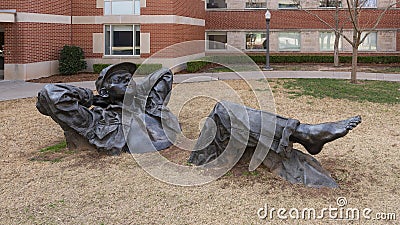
[95,62,137,101]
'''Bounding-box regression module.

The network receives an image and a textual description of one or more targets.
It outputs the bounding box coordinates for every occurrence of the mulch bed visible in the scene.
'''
[27,73,99,83]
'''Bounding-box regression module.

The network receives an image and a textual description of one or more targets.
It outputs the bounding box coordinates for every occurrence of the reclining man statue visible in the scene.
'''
[37,62,361,187]
[36,62,180,155]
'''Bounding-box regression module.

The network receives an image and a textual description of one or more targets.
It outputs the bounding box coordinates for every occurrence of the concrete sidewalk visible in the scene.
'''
[1,70,399,101]
[0,80,95,101]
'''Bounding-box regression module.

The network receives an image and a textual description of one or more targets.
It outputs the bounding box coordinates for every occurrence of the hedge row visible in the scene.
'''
[93,63,162,75]
[186,55,400,72]
[186,61,210,73]
[249,55,400,64]
[93,64,111,74]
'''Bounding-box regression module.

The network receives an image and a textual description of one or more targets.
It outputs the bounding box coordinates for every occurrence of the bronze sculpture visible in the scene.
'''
[36,62,361,187]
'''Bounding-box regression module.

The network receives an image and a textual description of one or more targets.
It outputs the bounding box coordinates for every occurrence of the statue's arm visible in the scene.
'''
[36,84,94,117]
[145,69,173,117]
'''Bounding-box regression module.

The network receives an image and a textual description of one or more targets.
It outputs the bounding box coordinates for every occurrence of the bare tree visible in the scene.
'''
[333,0,342,67]
[294,0,398,83]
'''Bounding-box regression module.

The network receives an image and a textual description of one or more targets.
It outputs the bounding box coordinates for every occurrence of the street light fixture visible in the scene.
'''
[264,10,272,70]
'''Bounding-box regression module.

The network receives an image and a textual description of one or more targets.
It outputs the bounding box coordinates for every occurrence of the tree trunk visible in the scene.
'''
[351,46,358,83]
[333,1,340,67]
[334,33,340,67]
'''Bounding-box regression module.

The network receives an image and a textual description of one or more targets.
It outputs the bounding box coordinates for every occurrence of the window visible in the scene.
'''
[105,25,140,56]
[319,0,342,7]
[206,0,227,9]
[278,32,300,51]
[319,32,342,51]
[207,32,227,50]
[246,0,267,8]
[358,32,377,51]
[246,33,266,50]
[278,0,299,9]
[361,0,376,8]
[104,0,140,15]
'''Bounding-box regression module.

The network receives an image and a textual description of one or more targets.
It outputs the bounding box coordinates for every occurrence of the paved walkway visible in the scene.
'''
[0,70,399,101]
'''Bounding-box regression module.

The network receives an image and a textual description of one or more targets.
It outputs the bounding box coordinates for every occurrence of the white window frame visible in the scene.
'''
[358,32,377,51]
[104,24,140,56]
[360,0,377,8]
[104,0,140,15]
[245,0,267,9]
[278,0,299,9]
[278,32,301,51]
[206,0,227,9]
[319,0,342,8]
[319,31,343,51]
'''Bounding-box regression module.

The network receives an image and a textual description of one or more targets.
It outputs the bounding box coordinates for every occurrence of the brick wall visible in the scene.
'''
[142,0,205,19]
[72,24,103,59]
[0,0,26,12]
[0,0,73,65]
[206,10,400,30]
[0,0,71,15]
[72,0,102,16]
[24,0,71,15]
[173,0,205,19]
[141,24,205,58]
[141,0,174,15]
[2,23,71,64]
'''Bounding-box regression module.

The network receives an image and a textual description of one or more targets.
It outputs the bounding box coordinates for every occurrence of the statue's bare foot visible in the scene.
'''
[290,116,361,155]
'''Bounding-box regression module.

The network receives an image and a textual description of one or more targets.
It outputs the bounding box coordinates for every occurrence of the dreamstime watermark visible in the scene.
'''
[257,197,397,221]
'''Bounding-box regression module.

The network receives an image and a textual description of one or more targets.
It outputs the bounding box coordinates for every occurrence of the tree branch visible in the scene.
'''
[359,1,399,44]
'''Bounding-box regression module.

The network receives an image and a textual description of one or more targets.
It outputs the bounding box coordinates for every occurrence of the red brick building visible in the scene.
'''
[0,0,399,80]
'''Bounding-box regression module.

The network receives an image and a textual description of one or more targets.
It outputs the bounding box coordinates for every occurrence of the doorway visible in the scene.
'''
[0,30,4,80]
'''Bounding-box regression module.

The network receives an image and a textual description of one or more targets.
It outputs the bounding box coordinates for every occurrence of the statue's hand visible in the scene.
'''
[93,95,110,107]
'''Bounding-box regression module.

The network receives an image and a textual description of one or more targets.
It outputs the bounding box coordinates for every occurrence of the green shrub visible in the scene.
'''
[186,61,210,73]
[185,55,400,73]
[249,55,400,64]
[136,64,163,75]
[58,45,87,75]
[93,64,111,74]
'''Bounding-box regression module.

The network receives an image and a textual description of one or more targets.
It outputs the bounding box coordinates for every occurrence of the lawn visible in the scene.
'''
[0,79,399,224]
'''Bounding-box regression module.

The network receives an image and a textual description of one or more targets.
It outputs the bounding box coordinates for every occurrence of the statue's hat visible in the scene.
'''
[95,62,137,93]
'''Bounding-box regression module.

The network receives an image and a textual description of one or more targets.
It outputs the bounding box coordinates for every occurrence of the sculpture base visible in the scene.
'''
[262,149,338,188]
[217,146,338,188]
[63,128,96,151]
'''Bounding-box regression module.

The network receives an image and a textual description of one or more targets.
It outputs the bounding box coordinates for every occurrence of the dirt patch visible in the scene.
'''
[1,80,399,224]
[27,73,98,83]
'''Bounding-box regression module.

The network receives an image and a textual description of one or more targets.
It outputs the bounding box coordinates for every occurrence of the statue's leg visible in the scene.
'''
[290,116,361,155]
[188,101,299,166]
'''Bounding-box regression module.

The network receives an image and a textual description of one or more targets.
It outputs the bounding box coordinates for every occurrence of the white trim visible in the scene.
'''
[4,60,59,80]
[0,12,15,23]
[16,12,71,24]
[73,15,205,26]
[140,33,151,54]
[5,12,205,26]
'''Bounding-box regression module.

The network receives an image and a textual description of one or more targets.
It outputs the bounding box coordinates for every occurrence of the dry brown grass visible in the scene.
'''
[0,79,399,224]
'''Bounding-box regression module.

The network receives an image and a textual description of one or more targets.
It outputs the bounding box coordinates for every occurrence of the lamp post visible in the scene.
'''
[264,10,272,70]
